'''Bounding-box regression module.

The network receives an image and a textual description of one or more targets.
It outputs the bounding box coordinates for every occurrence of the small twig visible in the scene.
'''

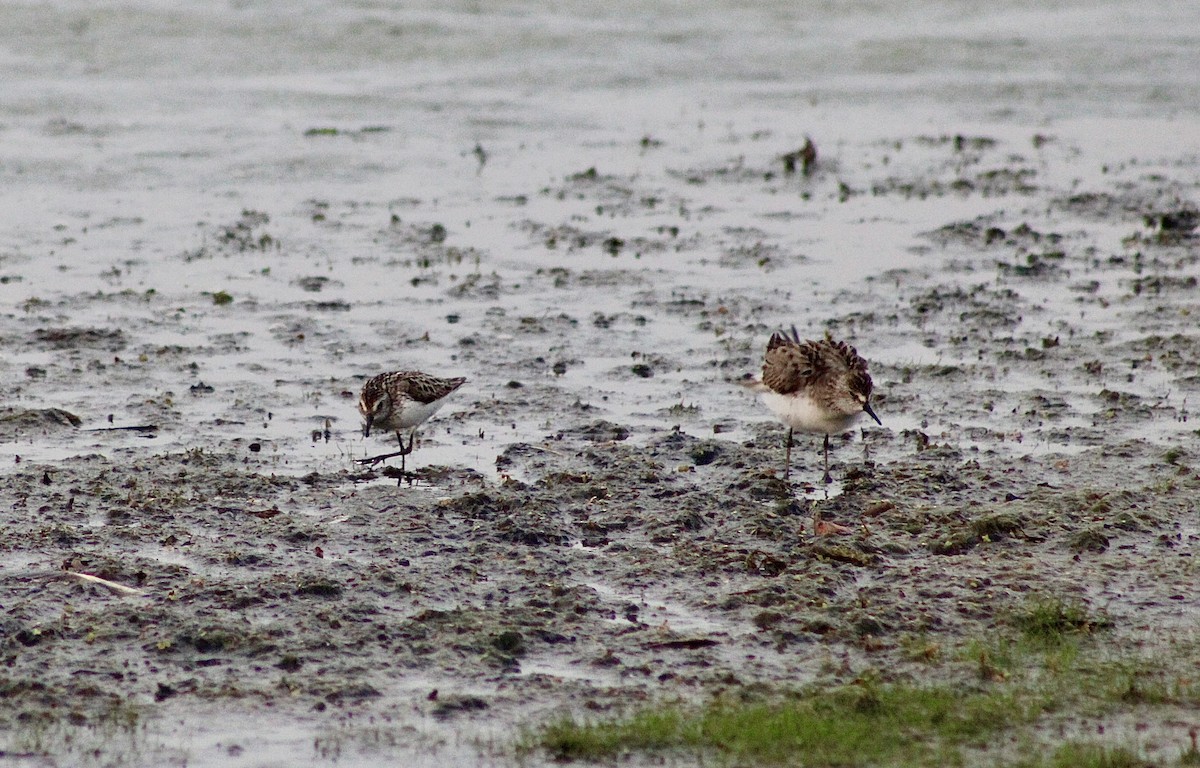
[65,571,146,597]
[523,444,567,458]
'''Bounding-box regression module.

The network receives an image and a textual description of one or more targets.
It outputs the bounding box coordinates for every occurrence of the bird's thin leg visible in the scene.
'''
[396,431,416,474]
[353,431,417,468]
[820,432,830,484]
[784,428,794,480]
[355,447,410,467]
[395,431,416,455]
[393,435,411,486]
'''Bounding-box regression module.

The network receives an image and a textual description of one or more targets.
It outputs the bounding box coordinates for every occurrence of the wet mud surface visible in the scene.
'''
[3,125,1199,765]
[3,2,1200,765]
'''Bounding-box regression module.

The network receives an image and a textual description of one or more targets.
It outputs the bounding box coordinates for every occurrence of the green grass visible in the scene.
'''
[1009,595,1111,645]
[530,679,1039,766]
[526,616,1200,767]
[1009,742,1154,768]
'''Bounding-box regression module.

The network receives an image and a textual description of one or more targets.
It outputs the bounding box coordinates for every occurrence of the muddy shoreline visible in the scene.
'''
[3,130,1199,762]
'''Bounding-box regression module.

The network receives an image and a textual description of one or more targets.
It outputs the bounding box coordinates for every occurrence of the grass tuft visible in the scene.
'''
[1040,742,1152,768]
[1010,595,1110,644]
[528,631,1200,767]
[538,706,685,761]
[530,679,1038,766]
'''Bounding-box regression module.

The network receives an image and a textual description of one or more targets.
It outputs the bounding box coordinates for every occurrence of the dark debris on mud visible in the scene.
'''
[4,414,1199,732]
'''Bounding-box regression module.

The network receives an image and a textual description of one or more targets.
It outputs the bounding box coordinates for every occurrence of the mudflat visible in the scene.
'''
[2,2,1198,765]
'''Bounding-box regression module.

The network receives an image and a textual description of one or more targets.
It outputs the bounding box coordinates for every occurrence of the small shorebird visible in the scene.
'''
[756,328,882,483]
[355,370,466,473]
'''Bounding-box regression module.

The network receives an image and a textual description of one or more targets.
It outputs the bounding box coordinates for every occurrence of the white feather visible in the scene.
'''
[760,390,863,435]
[388,397,447,431]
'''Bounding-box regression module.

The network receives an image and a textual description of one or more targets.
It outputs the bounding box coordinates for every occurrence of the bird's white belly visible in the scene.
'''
[760,391,860,435]
[379,398,446,432]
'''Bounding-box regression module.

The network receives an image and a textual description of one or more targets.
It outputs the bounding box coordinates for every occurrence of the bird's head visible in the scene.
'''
[849,378,883,426]
[358,389,391,437]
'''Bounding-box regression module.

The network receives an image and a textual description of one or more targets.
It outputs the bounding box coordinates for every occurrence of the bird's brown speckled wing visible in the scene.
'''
[823,338,874,399]
[762,332,873,398]
[361,371,467,408]
[762,333,818,394]
[394,371,467,404]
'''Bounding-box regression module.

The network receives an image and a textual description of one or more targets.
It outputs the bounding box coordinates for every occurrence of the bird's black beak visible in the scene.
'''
[362,417,372,438]
[864,401,882,426]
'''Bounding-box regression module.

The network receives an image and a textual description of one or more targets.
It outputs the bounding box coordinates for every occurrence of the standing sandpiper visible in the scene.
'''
[756,329,881,483]
[355,370,466,472]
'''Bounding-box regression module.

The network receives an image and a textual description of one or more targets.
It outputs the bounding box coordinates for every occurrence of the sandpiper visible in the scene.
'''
[355,370,466,473]
[756,328,881,483]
